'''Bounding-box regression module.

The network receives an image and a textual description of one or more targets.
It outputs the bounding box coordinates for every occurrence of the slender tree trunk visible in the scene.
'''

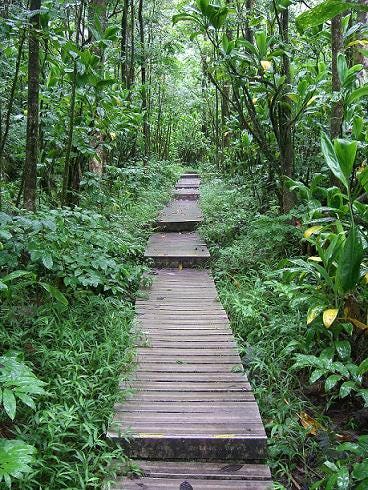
[279,8,295,212]
[23,0,41,211]
[330,15,344,139]
[0,30,25,209]
[354,0,368,80]
[121,0,129,86]
[129,0,135,87]
[245,0,254,43]
[62,2,83,206]
[138,0,148,156]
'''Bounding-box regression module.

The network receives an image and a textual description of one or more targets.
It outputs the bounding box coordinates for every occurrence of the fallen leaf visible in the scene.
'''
[298,411,321,435]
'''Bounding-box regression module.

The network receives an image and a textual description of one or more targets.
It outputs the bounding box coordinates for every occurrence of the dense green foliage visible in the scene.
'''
[200,174,367,489]
[1,0,367,487]
[0,162,179,488]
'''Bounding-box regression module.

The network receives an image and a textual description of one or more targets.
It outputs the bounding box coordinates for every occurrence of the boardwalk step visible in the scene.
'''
[114,461,272,489]
[176,177,200,190]
[156,200,202,232]
[174,188,200,200]
[144,233,210,267]
[109,269,267,462]
[181,173,199,178]
[109,175,271,486]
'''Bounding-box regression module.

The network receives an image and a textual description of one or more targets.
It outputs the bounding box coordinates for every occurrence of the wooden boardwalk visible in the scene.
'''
[109,174,271,489]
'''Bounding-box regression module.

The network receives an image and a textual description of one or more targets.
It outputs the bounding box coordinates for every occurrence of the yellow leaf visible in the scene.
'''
[307,306,321,325]
[346,317,368,330]
[364,272,368,284]
[110,132,116,140]
[304,225,322,238]
[347,39,368,47]
[299,411,321,436]
[261,60,272,71]
[323,308,338,328]
[308,256,323,262]
[287,93,299,103]
[306,95,317,106]
[252,98,257,104]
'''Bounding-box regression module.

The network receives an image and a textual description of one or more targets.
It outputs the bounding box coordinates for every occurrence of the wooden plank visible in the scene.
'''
[120,460,272,480]
[144,233,210,267]
[109,182,269,473]
[156,200,203,231]
[116,478,273,489]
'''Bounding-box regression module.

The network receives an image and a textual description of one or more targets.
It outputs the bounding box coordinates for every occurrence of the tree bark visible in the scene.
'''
[279,8,295,212]
[121,0,129,86]
[23,0,41,211]
[138,0,149,156]
[0,30,25,209]
[354,0,368,79]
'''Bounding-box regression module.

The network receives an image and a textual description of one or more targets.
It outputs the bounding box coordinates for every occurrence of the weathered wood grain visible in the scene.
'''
[109,174,271,484]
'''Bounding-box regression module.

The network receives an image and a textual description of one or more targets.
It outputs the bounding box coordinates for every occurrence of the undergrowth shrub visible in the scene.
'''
[199,177,326,487]
[0,161,181,488]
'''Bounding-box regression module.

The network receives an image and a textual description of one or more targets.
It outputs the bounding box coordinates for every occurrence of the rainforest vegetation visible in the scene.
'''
[0,0,367,488]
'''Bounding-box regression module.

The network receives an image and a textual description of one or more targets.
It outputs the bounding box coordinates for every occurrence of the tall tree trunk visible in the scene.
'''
[354,0,368,79]
[330,15,344,139]
[245,0,254,43]
[279,8,295,212]
[129,0,135,87]
[0,30,25,209]
[62,2,83,206]
[121,0,129,86]
[138,0,148,156]
[23,0,41,211]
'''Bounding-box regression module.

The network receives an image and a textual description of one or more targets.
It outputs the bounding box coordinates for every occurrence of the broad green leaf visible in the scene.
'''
[325,374,341,390]
[41,253,53,270]
[339,380,355,398]
[1,271,34,283]
[357,166,368,192]
[197,0,209,13]
[358,358,368,375]
[337,53,347,85]
[172,13,197,25]
[321,132,349,189]
[296,0,368,33]
[323,308,338,328]
[40,283,69,306]
[310,369,325,383]
[336,466,350,489]
[336,226,364,293]
[335,340,351,360]
[255,31,267,58]
[347,85,368,104]
[0,439,35,484]
[236,38,258,57]
[307,305,324,324]
[334,139,357,183]
[353,461,368,480]
[2,389,16,420]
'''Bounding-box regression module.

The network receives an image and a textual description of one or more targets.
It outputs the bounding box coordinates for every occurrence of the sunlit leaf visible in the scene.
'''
[299,411,321,435]
[323,308,338,328]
